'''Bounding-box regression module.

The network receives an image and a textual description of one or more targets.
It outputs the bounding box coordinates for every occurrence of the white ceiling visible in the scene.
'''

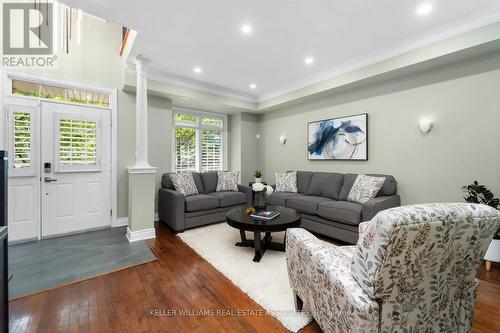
[64,0,500,102]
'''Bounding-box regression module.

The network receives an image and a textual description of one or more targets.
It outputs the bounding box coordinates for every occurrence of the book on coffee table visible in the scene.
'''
[250,210,280,221]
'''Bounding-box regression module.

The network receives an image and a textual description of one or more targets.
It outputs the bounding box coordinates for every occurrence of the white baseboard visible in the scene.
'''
[112,217,128,228]
[126,227,156,242]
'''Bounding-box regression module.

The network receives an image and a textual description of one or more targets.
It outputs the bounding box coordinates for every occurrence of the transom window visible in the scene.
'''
[174,109,226,173]
[12,79,109,107]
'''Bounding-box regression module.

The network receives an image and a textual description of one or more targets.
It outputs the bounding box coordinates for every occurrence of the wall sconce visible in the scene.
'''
[419,118,433,134]
[279,135,287,145]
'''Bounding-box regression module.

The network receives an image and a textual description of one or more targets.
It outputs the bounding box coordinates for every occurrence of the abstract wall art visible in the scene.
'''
[307,113,368,160]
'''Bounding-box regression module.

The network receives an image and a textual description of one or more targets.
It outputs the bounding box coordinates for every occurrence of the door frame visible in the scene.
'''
[0,69,118,236]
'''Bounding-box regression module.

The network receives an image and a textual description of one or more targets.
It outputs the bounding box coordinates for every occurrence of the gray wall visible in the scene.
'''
[229,113,242,178]
[117,93,172,217]
[240,113,261,184]
[229,113,261,184]
[258,52,500,204]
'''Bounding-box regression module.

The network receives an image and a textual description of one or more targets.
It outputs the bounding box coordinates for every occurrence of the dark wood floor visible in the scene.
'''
[9,222,500,333]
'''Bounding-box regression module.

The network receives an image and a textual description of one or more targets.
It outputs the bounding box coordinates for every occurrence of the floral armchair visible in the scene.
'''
[286,203,500,333]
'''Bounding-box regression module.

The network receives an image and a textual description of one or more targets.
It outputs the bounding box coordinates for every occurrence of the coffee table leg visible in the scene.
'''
[253,231,262,262]
[240,229,247,242]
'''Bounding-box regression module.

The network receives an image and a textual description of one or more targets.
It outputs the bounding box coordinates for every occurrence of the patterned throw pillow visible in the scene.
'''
[275,171,298,193]
[170,173,199,196]
[216,171,239,192]
[347,174,385,204]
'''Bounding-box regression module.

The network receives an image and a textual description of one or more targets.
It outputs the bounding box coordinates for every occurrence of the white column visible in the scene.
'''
[132,54,152,169]
[127,54,157,242]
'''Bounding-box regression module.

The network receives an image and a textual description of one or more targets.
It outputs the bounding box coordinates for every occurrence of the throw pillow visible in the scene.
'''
[216,171,239,192]
[170,173,199,196]
[347,174,385,204]
[275,171,298,193]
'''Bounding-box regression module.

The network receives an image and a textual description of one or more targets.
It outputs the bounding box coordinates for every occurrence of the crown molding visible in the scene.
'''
[125,10,500,109]
[126,62,258,103]
[257,10,500,102]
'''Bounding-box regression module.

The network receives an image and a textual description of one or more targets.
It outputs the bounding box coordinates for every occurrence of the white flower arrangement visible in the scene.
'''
[266,185,274,195]
[252,182,265,192]
[252,182,274,195]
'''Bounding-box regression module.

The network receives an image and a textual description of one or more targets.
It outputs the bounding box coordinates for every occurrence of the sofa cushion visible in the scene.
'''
[185,194,219,212]
[297,171,314,194]
[170,173,199,196]
[191,172,205,193]
[339,173,397,200]
[286,195,333,215]
[200,171,218,193]
[162,172,204,193]
[266,192,301,207]
[275,171,298,193]
[216,171,239,192]
[208,191,247,207]
[307,172,344,200]
[347,175,385,204]
[317,201,362,226]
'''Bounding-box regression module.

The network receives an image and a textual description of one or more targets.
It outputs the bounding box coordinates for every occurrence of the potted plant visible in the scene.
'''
[254,170,263,183]
[462,181,500,271]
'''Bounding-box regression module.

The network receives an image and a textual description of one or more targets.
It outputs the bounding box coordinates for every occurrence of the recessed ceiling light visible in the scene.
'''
[250,83,257,89]
[241,24,253,35]
[193,66,202,74]
[416,3,433,16]
[304,56,315,65]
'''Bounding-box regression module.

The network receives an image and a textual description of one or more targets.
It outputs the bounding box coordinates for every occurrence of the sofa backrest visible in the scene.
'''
[295,171,396,200]
[339,173,397,200]
[296,171,314,194]
[351,203,500,331]
[304,172,344,200]
[161,172,205,193]
[161,173,175,189]
[200,171,218,193]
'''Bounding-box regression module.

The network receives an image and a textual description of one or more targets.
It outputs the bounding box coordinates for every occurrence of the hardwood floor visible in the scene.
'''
[9,222,500,333]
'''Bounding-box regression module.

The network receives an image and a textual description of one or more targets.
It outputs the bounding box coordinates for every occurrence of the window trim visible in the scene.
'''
[172,107,227,173]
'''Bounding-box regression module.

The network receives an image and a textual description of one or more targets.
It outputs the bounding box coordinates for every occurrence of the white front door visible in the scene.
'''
[40,102,111,237]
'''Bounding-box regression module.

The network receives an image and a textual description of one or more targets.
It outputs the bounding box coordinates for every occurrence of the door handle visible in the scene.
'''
[44,177,58,182]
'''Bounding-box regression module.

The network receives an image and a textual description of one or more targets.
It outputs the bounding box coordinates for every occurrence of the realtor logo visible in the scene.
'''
[3,3,53,55]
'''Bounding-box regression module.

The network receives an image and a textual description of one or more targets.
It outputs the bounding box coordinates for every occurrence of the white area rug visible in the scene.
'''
[178,223,312,332]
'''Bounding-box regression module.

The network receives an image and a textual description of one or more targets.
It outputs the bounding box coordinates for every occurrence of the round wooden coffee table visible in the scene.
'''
[226,206,301,262]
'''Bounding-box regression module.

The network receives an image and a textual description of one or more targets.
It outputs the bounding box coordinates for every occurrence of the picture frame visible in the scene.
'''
[307,113,368,161]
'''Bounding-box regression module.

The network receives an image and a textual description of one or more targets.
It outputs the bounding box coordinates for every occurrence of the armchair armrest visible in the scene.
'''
[358,221,370,235]
[237,184,252,205]
[286,228,379,332]
[362,195,400,221]
[158,188,185,232]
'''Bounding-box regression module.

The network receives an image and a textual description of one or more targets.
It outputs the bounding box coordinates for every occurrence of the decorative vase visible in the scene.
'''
[253,191,266,210]
[255,177,262,183]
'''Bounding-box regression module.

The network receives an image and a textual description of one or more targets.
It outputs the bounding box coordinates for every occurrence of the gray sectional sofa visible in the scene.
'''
[158,171,252,232]
[266,171,400,244]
